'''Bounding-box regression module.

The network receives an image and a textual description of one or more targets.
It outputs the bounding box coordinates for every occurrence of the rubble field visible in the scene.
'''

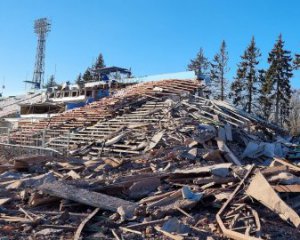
[0,79,300,239]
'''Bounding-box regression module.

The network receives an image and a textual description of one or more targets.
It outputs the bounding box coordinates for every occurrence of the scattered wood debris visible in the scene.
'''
[0,79,299,239]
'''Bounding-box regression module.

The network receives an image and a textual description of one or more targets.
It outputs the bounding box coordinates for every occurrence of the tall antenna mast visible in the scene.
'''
[26,18,51,89]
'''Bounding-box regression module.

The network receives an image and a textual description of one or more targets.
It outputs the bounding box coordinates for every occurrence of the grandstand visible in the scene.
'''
[0,92,44,118]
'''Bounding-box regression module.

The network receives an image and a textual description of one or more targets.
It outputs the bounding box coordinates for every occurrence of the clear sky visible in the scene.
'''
[0,0,300,96]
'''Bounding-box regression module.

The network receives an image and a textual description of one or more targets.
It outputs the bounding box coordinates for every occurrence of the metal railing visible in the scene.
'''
[0,142,62,157]
[0,127,10,143]
[0,127,65,155]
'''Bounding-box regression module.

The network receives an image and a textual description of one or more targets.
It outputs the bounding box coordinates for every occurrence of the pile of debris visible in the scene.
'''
[8,80,202,146]
[0,79,300,239]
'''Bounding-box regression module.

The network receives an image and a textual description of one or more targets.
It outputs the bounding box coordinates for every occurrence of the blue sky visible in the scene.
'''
[0,0,300,96]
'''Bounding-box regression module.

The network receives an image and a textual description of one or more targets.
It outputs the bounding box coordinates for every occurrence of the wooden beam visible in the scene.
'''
[39,181,137,213]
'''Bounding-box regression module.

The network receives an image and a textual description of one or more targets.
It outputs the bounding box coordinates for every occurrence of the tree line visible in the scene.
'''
[44,35,300,131]
[188,35,300,129]
[79,53,106,84]
[44,53,106,89]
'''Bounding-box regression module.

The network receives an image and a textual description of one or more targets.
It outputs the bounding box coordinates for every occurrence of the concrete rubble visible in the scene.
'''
[0,79,300,239]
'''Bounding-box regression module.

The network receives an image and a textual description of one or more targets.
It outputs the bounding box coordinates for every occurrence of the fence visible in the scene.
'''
[1,127,73,156]
[0,127,10,143]
[0,125,64,157]
[0,142,62,158]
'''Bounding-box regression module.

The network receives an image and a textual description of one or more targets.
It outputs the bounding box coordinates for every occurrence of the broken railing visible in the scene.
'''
[0,142,62,157]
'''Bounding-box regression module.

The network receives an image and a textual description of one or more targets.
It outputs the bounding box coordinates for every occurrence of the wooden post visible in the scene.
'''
[67,130,71,156]
[7,128,10,144]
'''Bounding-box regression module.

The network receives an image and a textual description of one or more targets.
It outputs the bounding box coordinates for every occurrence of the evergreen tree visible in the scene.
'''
[230,37,261,113]
[293,54,300,69]
[230,69,243,107]
[258,69,273,119]
[75,73,84,86]
[82,68,93,82]
[75,73,82,83]
[265,34,293,126]
[210,40,229,100]
[44,75,57,88]
[187,48,210,76]
[94,53,106,69]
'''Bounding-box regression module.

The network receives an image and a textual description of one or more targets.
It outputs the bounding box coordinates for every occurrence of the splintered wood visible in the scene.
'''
[39,181,137,214]
[0,79,299,239]
[246,171,300,228]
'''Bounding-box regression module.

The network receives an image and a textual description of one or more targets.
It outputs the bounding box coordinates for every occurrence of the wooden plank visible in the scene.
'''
[0,198,11,206]
[144,130,165,152]
[92,147,140,154]
[216,165,258,240]
[120,226,142,235]
[39,181,137,213]
[218,127,226,141]
[273,184,300,192]
[271,158,300,172]
[217,140,242,166]
[154,226,184,240]
[224,124,233,141]
[125,219,167,229]
[246,171,300,228]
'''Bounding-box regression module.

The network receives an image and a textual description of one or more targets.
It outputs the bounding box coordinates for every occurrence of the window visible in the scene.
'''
[86,90,92,97]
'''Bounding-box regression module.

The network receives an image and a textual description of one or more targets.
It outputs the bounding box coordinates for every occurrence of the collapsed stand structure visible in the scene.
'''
[0,79,300,239]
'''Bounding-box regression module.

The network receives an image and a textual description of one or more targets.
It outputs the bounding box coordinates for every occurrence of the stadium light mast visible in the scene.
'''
[26,18,51,89]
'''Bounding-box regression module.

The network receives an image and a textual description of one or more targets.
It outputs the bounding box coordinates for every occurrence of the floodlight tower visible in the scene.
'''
[30,18,51,89]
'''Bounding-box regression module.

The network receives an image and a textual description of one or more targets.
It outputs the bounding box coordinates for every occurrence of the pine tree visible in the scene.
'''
[265,34,293,126]
[187,48,210,76]
[94,53,106,69]
[82,68,93,82]
[294,54,300,69]
[44,75,57,88]
[230,70,243,107]
[258,69,273,119]
[210,40,229,100]
[75,73,84,86]
[230,37,261,113]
